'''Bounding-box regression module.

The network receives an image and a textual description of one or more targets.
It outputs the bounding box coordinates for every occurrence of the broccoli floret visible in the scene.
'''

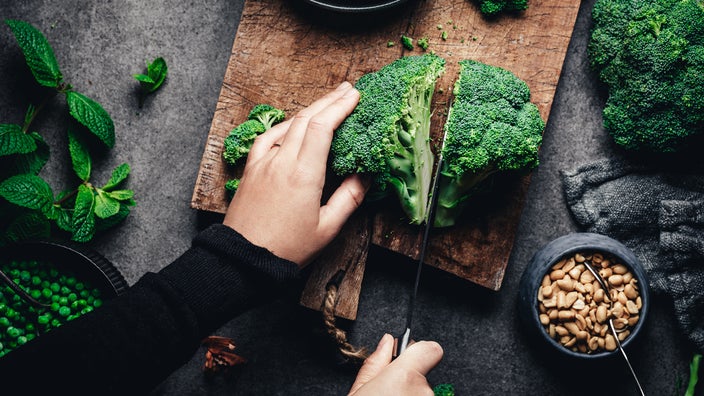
[247,104,285,130]
[476,0,529,16]
[433,383,455,396]
[225,178,240,199]
[418,36,430,51]
[401,35,414,50]
[434,59,543,227]
[331,54,445,225]
[588,0,704,152]
[222,119,266,165]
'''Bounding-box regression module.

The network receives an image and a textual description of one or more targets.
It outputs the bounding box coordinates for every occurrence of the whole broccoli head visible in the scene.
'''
[222,119,266,165]
[588,0,704,152]
[434,59,544,227]
[248,104,286,130]
[476,0,529,16]
[331,54,446,225]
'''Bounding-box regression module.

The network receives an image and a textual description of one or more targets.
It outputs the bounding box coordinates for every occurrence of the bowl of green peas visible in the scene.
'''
[0,240,128,357]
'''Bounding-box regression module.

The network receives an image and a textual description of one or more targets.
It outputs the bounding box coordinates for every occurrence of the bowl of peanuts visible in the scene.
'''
[518,233,650,359]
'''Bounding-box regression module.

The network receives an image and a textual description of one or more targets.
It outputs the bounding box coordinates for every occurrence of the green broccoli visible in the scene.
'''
[588,0,704,152]
[247,104,285,130]
[476,0,528,16]
[418,36,430,51]
[401,35,414,50]
[225,178,240,199]
[433,383,455,396]
[222,104,285,165]
[434,59,544,227]
[222,119,266,165]
[331,54,445,225]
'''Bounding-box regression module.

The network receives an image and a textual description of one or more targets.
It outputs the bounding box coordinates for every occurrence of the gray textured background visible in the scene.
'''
[0,0,700,394]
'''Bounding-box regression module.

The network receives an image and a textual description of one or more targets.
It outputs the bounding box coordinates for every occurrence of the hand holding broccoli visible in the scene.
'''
[223,82,368,266]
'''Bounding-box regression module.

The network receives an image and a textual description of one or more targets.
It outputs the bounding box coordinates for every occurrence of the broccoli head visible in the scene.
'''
[248,104,286,129]
[476,0,529,16]
[588,0,704,152]
[434,59,544,227]
[222,119,266,165]
[331,54,445,225]
[225,178,240,199]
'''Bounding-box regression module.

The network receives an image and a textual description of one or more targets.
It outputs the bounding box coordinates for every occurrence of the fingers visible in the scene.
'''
[319,174,369,239]
[247,119,291,163]
[280,82,356,155]
[348,334,394,395]
[392,341,444,376]
[298,86,359,171]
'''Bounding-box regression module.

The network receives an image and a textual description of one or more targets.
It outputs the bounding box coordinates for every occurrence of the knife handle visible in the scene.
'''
[393,327,411,359]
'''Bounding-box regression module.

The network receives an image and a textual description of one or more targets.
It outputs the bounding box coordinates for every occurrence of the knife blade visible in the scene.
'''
[393,125,450,358]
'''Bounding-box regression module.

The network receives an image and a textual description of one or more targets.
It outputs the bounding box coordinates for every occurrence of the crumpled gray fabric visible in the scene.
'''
[561,158,704,352]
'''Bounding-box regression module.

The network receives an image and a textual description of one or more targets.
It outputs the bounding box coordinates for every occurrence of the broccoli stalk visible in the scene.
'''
[588,0,704,152]
[434,59,544,227]
[331,54,445,225]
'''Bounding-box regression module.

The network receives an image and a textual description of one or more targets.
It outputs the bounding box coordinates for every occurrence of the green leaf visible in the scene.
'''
[102,163,130,191]
[106,189,134,201]
[0,174,54,216]
[71,184,95,242]
[5,132,50,176]
[95,203,130,232]
[0,124,37,156]
[55,206,73,232]
[1,210,50,245]
[67,128,91,181]
[134,57,167,93]
[94,189,120,219]
[5,19,63,88]
[65,91,115,148]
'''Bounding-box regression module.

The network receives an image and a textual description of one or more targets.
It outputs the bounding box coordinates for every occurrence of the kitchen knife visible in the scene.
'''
[393,125,449,358]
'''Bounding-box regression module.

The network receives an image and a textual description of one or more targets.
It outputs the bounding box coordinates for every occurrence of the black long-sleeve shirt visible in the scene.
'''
[0,224,300,394]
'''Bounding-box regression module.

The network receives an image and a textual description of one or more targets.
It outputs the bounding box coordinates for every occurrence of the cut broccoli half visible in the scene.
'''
[476,0,529,16]
[331,53,446,225]
[434,59,544,227]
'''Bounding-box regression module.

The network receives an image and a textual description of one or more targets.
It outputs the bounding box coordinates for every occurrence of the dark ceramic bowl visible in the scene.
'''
[300,0,407,12]
[0,240,128,300]
[518,233,650,359]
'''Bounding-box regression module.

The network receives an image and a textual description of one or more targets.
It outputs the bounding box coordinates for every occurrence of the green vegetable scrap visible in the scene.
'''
[0,259,103,358]
[435,59,543,227]
[133,57,168,94]
[418,37,430,51]
[224,178,240,199]
[441,31,448,41]
[331,54,446,225]
[588,0,704,152]
[433,383,455,396]
[0,20,134,245]
[401,35,414,50]
[476,0,529,16]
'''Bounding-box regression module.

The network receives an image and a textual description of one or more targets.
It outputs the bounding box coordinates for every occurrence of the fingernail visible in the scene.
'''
[336,81,352,91]
[343,87,359,98]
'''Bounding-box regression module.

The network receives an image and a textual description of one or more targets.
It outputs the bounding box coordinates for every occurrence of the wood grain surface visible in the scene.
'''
[191,0,580,319]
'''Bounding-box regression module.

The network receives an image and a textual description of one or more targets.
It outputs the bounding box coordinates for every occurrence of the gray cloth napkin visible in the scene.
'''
[561,158,704,352]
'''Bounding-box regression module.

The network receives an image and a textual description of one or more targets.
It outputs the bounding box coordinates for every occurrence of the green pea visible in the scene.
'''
[0,317,10,327]
[37,314,50,325]
[50,302,60,312]
[75,282,85,291]
[7,327,20,338]
[58,296,68,306]
[60,286,71,295]
[49,268,59,278]
[31,276,42,286]
[42,288,52,299]
[50,283,60,293]
[67,293,77,303]
[58,306,70,317]
[30,290,42,300]
[80,290,90,299]
[19,270,30,282]
[66,277,76,287]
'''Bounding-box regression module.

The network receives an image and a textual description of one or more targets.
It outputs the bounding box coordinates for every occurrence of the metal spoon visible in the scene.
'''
[583,261,645,396]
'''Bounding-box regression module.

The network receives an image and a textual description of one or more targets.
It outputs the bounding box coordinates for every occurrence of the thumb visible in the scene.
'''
[347,333,394,395]
[391,340,444,376]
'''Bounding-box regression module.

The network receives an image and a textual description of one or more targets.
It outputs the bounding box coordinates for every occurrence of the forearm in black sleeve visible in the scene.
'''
[0,224,300,394]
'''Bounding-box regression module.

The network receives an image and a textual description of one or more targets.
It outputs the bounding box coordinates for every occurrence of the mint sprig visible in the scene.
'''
[134,57,168,94]
[0,19,135,245]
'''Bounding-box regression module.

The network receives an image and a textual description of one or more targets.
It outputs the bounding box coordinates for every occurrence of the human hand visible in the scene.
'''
[223,82,367,267]
[347,334,444,396]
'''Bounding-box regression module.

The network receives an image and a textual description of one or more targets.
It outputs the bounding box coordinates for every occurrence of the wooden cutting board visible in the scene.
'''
[191,0,580,319]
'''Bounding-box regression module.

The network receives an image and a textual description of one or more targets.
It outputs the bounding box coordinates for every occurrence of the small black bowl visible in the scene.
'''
[518,233,650,359]
[0,240,128,300]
